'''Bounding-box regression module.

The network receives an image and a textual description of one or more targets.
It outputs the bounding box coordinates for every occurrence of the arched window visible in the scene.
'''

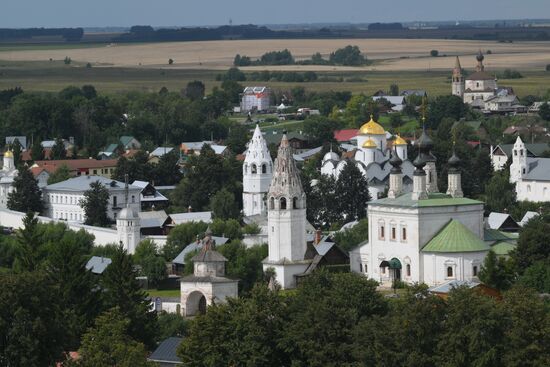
[447,266,453,278]
[406,264,411,277]
[280,197,287,210]
[262,164,267,174]
[293,197,298,209]
[269,197,275,210]
[251,164,257,174]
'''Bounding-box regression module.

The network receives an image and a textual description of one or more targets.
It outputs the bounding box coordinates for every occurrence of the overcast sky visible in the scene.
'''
[2,0,549,28]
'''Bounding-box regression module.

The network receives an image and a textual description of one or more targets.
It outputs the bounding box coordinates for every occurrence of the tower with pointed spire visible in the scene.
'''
[452,56,465,98]
[263,133,310,289]
[243,125,273,217]
[116,174,141,254]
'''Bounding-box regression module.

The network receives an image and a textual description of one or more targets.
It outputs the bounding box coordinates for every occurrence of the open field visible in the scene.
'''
[1,59,550,97]
[0,38,549,71]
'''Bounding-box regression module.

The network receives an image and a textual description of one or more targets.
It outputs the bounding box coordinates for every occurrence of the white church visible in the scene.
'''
[510,136,550,202]
[350,134,492,287]
[0,149,18,208]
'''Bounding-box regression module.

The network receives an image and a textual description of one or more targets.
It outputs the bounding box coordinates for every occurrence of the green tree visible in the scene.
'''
[389,112,403,128]
[501,286,550,366]
[280,271,387,366]
[11,138,22,166]
[518,260,550,293]
[217,241,268,293]
[51,137,67,160]
[329,45,366,66]
[303,116,342,146]
[162,221,209,260]
[184,81,206,101]
[30,138,45,161]
[210,188,240,220]
[539,102,550,121]
[47,164,71,184]
[151,149,183,186]
[332,218,369,251]
[427,95,467,129]
[437,287,505,367]
[77,308,150,366]
[221,80,243,104]
[210,218,242,240]
[81,180,110,226]
[354,287,445,367]
[430,49,439,57]
[336,163,370,221]
[225,124,249,154]
[478,250,515,291]
[7,167,43,213]
[178,285,288,367]
[133,239,167,287]
[512,213,550,271]
[485,169,516,213]
[157,311,188,340]
[13,212,42,272]
[0,272,68,366]
[100,245,158,349]
[389,83,399,96]
[307,174,341,229]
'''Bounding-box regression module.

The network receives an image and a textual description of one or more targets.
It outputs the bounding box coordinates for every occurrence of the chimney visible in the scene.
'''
[446,149,463,198]
[314,229,322,245]
[387,148,403,199]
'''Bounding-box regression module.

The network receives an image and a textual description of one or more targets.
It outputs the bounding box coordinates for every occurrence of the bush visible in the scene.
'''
[546,64,550,71]
[168,58,174,65]
[64,56,72,65]
[500,69,523,79]
[430,50,439,57]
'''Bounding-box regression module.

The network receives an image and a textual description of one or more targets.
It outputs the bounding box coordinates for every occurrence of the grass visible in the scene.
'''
[147,288,180,298]
[0,59,549,97]
[0,43,108,52]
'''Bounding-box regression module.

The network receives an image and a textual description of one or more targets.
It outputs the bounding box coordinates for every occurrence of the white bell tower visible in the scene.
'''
[510,136,527,184]
[262,133,310,289]
[243,125,273,217]
[116,174,141,254]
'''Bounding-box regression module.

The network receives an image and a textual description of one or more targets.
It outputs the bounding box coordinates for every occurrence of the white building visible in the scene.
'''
[262,133,311,289]
[350,141,492,287]
[0,150,18,208]
[509,136,550,202]
[243,125,273,217]
[240,86,271,112]
[42,175,141,222]
[180,230,238,316]
[321,116,436,200]
[490,141,548,171]
[454,51,498,106]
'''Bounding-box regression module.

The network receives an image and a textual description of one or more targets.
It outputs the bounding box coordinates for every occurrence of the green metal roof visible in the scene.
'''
[372,193,483,209]
[119,136,135,146]
[484,228,512,242]
[490,241,517,256]
[422,219,490,253]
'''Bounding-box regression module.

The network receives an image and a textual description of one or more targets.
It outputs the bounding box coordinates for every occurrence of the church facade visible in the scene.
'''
[0,149,18,208]
[510,136,550,202]
[452,51,499,107]
[350,133,491,287]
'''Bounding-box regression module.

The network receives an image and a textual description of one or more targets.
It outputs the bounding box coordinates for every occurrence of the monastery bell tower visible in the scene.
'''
[243,125,273,217]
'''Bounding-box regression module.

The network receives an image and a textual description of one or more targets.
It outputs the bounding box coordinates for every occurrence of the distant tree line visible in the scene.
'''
[0,27,83,41]
[368,22,404,30]
[233,45,368,67]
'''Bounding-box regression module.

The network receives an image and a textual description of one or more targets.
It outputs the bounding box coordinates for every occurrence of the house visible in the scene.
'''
[372,96,405,112]
[132,180,169,210]
[483,95,525,114]
[428,280,501,300]
[401,89,427,98]
[528,101,547,113]
[32,159,118,178]
[240,86,271,112]
[42,175,141,222]
[5,136,27,150]
[297,108,321,116]
[180,142,228,156]
[138,210,171,236]
[487,212,520,232]
[293,146,323,163]
[334,129,359,143]
[85,256,112,274]
[97,144,119,159]
[147,337,183,366]
[490,141,549,171]
[119,136,141,150]
[519,211,539,226]
[149,147,174,164]
[510,137,550,202]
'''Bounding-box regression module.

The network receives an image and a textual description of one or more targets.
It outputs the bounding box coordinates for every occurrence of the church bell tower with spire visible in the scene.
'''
[262,133,310,289]
[452,56,465,98]
[243,125,273,217]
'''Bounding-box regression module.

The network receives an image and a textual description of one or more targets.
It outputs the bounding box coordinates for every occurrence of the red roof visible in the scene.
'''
[33,159,118,173]
[334,129,358,142]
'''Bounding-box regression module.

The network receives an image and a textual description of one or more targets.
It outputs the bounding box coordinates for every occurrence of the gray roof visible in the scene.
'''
[170,211,212,225]
[179,274,238,283]
[148,337,183,364]
[524,158,550,181]
[138,210,169,228]
[293,146,322,162]
[150,147,174,157]
[44,175,140,192]
[6,136,27,149]
[172,236,229,264]
[428,280,481,294]
[314,237,336,256]
[520,211,539,226]
[192,249,227,262]
[132,180,169,203]
[487,212,514,230]
[85,256,112,274]
[494,143,549,157]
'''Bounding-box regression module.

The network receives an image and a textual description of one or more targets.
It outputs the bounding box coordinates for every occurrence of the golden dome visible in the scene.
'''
[362,138,377,149]
[359,115,385,135]
[394,135,407,146]
[4,150,13,158]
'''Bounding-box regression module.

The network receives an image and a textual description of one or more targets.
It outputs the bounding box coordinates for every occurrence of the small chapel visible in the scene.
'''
[350,131,492,286]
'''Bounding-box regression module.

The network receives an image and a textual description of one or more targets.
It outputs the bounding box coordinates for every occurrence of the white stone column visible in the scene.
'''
[387,173,403,199]
[446,172,463,198]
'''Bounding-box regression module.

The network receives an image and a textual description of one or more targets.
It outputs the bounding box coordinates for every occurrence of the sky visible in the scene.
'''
[2,0,550,28]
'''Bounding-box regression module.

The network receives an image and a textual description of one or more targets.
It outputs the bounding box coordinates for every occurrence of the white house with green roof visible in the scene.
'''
[350,140,491,286]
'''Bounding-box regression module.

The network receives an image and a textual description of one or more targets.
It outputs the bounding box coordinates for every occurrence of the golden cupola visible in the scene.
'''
[362,138,377,149]
[4,149,13,158]
[393,135,407,146]
[359,115,385,135]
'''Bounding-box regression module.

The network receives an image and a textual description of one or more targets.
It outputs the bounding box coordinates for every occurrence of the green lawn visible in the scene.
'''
[0,60,548,98]
[147,289,180,298]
